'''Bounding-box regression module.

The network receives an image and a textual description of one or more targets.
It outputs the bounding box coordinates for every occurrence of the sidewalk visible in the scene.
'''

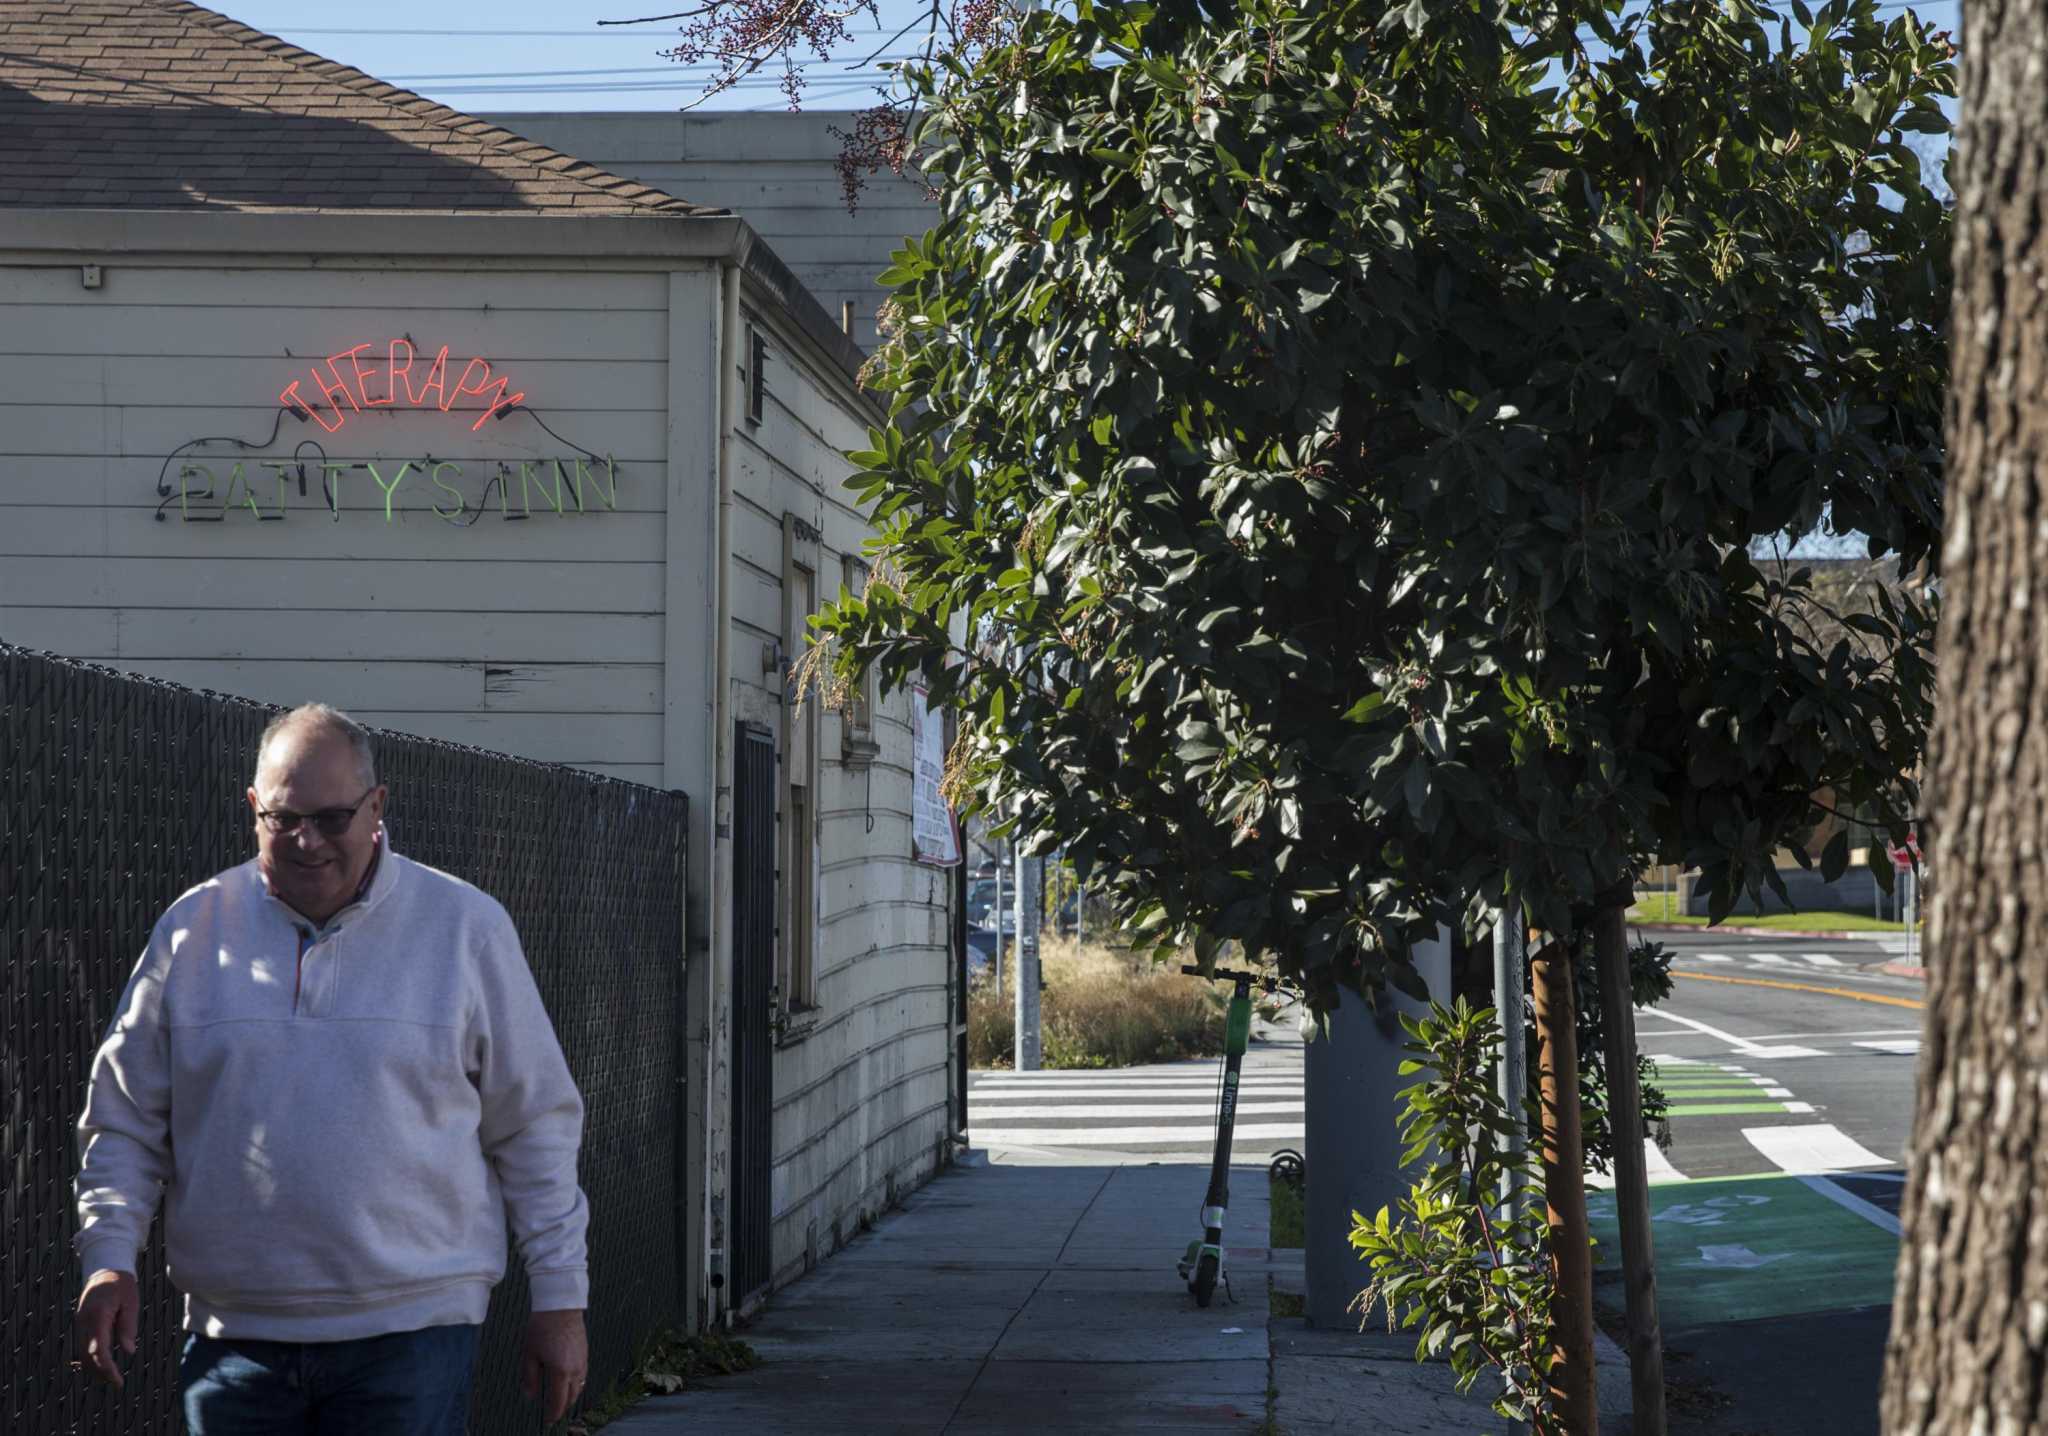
[606,1153,1632,1433]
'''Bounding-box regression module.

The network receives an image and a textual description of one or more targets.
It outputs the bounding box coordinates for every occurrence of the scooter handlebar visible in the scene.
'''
[1181,964,1264,984]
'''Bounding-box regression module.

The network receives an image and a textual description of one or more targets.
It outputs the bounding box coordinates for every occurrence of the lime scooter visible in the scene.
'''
[1177,964,1269,1308]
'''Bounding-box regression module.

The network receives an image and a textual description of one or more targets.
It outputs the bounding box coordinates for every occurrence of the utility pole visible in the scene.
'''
[1014,846,1042,1069]
[1533,936,1597,1432]
[1493,904,1528,1213]
[993,849,1005,995]
[1596,896,1666,1435]
[1493,904,1533,1436]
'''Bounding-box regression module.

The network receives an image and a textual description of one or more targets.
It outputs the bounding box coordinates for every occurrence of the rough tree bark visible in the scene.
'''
[1880,4,2048,1431]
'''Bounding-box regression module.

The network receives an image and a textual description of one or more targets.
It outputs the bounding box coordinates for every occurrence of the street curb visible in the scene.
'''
[1629,920,1905,942]
[1878,961,1928,981]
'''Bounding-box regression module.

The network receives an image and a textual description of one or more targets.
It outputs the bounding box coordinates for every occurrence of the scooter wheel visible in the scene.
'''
[1192,1252,1219,1308]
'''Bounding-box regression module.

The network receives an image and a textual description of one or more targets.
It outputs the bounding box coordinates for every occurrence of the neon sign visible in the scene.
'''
[163,456,618,525]
[277,339,525,434]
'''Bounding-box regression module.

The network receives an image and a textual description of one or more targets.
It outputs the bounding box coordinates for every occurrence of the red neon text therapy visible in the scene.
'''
[278,340,526,434]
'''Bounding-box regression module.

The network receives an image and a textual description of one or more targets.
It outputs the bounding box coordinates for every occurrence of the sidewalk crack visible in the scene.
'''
[938,1166,1122,1434]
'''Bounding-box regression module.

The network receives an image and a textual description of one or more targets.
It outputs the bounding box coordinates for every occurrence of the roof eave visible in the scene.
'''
[0,206,757,263]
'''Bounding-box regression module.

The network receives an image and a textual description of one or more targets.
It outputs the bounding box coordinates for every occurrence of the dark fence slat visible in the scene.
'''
[1,642,689,1435]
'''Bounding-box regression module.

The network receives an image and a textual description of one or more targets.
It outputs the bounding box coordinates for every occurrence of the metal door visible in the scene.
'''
[729,722,777,1309]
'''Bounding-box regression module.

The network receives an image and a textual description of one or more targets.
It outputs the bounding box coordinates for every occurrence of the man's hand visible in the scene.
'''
[520,1308,589,1423]
[73,1269,139,1390]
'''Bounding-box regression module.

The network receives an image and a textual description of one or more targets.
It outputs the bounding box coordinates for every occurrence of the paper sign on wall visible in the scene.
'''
[911,686,961,868]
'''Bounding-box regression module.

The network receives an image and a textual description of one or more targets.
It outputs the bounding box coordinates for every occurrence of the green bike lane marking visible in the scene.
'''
[1656,1065,1801,1116]
[1588,1172,1899,1327]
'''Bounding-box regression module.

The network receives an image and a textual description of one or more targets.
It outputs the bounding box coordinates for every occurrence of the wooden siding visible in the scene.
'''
[720,290,953,1288]
[0,259,690,772]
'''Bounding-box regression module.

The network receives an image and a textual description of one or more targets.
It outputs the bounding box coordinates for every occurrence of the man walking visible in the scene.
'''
[72,703,591,1431]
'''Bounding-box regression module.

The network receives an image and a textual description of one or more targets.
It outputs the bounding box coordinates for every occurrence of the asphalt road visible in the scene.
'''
[1611,926,1924,1436]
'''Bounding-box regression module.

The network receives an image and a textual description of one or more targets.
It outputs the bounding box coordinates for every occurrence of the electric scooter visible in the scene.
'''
[1176,964,1266,1308]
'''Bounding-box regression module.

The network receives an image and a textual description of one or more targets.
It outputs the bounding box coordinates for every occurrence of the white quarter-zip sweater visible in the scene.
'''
[74,845,591,1340]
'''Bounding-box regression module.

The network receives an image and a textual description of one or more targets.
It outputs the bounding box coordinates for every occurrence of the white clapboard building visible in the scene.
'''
[0,0,963,1325]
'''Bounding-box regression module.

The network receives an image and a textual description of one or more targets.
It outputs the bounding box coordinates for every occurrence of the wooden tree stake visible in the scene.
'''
[1533,938,1598,1433]
[1596,900,1667,1435]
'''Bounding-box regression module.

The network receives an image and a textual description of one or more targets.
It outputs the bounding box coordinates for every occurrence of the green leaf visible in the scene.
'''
[1820,828,1851,883]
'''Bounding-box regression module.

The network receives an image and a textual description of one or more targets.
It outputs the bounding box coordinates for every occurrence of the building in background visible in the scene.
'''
[0,0,961,1329]
[483,111,933,354]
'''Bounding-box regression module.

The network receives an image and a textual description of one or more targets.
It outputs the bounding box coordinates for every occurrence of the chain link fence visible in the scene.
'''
[1,643,690,1435]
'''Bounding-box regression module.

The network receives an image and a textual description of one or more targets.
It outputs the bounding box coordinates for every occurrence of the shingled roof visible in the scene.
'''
[0,1,718,215]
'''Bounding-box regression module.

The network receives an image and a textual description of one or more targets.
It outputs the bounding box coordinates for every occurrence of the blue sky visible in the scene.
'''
[228,0,942,112]
[227,0,1962,116]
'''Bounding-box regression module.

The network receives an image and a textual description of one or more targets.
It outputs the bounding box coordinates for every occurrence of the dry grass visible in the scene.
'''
[969,937,1225,1069]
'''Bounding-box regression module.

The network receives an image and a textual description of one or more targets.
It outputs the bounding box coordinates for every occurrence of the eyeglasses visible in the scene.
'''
[256,786,377,837]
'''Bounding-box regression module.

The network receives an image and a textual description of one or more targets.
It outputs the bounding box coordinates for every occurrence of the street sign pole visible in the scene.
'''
[1015,847,1042,1070]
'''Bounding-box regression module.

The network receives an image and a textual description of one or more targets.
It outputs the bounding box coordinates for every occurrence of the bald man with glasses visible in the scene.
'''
[72,704,590,1434]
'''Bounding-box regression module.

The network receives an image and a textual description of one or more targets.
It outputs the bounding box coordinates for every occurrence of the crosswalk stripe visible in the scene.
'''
[967,1122,1304,1148]
[967,1101,1304,1120]
[1801,953,1847,968]
[971,1078,1300,1091]
[1749,953,1792,966]
[970,1076,1299,1089]
[1853,1039,1920,1055]
[972,1067,1300,1074]
[970,1073,1302,1089]
[1741,1123,1891,1173]
[1587,1138,1687,1187]
[1691,954,1734,963]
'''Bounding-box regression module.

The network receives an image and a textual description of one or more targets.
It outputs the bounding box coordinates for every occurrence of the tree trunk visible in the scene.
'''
[1533,939,1598,1432]
[1880,6,2048,1430]
[1595,902,1666,1435]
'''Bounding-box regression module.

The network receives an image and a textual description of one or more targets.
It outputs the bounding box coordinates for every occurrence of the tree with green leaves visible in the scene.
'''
[818,0,1953,1010]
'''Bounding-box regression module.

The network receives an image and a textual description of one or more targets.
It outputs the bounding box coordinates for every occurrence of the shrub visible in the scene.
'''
[968,938,1224,1068]
[1351,999,1553,1430]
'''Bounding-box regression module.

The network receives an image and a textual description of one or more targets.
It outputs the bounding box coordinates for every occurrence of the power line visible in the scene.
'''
[244,24,902,37]
[431,76,888,94]
[387,59,918,82]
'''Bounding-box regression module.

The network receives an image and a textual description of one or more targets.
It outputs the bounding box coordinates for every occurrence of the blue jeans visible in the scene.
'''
[180,1324,480,1435]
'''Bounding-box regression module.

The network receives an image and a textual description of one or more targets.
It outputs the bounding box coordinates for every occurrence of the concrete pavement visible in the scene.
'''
[604,1154,1631,1433]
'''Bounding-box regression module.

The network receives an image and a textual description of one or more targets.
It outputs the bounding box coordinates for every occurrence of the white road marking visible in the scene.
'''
[1694,1244,1789,1269]
[1642,1009,1825,1059]
[1689,954,1735,963]
[1741,1123,1891,1173]
[1748,953,1793,966]
[1662,1028,1918,1043]
[971,1083,1301,1099]
[1800,953,1848,968]
[1854,1039,1921,1056]
[1586,1138,1687,1188]
[967,1101,1305,1120]
[971,1071,1297,1083]
[1797,1175,1903,1236]
[1763,1087,1794,1098]
[1783,1101,1815,1113]
[968,1122,1306,1147]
